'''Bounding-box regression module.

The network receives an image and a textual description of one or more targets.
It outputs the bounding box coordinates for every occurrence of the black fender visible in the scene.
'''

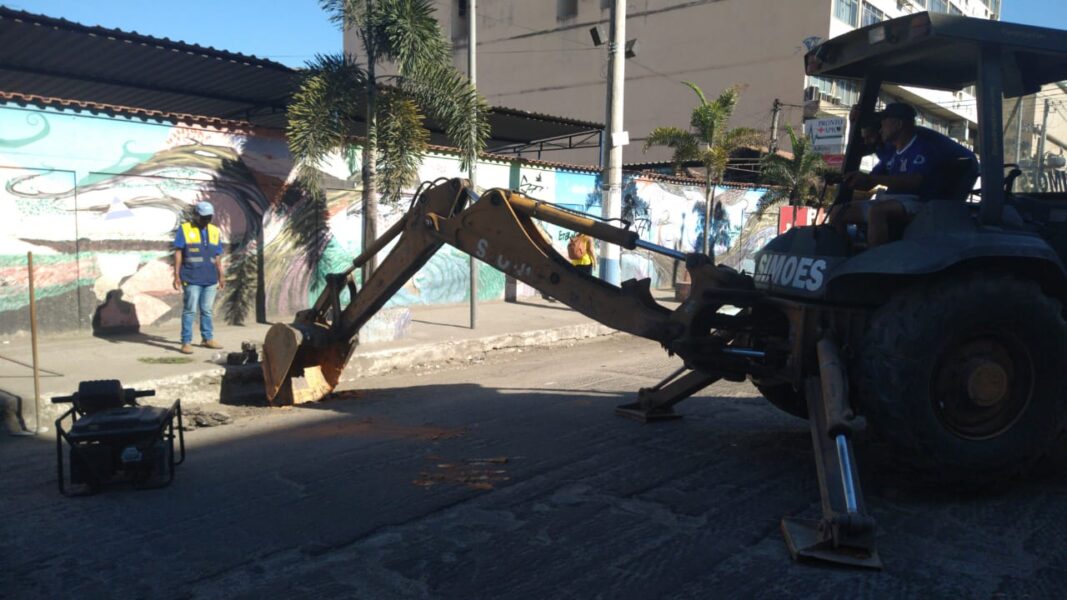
[826,231,1067,304]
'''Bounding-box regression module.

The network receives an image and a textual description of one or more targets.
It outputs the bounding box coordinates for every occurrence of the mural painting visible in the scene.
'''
[621,176,771,286]
[0,100,776,340]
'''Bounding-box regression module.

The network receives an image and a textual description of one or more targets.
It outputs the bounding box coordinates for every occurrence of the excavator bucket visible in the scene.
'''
[259,179,475,406]
[262,323,355,405]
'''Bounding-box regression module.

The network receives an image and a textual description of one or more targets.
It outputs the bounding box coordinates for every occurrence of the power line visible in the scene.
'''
[479,47,599,55]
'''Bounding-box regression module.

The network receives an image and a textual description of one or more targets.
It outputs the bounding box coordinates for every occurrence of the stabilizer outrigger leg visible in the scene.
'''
[615,366,720,422]
[781,338,882,569]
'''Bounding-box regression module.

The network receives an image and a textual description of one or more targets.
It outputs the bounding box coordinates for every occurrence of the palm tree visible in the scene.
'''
[287,0,490,279]
[643,83,762,260]
[758,125,826,215]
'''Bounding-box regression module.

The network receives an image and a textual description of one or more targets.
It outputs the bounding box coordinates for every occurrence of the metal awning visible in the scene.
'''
[0,7,601,149]
[0,7,297,128]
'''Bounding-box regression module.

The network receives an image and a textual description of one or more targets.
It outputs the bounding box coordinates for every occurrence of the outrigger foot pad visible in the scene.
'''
[614,402,683,422]
[781,517,882,570]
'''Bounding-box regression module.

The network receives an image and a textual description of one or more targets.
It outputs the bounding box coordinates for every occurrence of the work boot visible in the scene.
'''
[180,344,194,354]
[202,339,223,349]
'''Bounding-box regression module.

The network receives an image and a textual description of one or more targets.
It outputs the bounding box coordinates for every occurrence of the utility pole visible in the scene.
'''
[1015,97,1024,166]
[600,0,626,286]
[769,98,782,153]
[1035,98,1050,192]
[468,0,478,328]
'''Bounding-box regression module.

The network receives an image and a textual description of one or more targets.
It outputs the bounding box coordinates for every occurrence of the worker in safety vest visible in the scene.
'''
[173,201,226,354]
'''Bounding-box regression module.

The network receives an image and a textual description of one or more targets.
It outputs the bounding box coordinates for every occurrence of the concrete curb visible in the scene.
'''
[342,323,617,381]
[4,322,620,428]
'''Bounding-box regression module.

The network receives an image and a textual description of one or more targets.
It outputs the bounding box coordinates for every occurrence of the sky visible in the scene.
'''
[5,0,341,68]
[5,0,1067,69]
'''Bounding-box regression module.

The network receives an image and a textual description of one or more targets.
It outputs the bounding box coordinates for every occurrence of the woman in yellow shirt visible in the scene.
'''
[569,233,598,276]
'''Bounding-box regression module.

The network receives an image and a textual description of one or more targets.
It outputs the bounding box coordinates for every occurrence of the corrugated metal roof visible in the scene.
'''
[0,91,259,131]
[0,7,297,128]
[0,7,603,147]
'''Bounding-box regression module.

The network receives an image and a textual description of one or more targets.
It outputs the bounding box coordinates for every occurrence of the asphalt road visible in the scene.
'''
[2,335,1065,599]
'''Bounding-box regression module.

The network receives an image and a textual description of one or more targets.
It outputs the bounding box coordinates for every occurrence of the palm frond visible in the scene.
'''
[686,84,741,146]
[758,125,826,206]
[690,103,719,143]
[710,85,740,116]
[222,243,258,325]
[280,170,332,265]
[286,53,368,172]
[644,127,700,174]
[376,0,451,73]
[320,0,367,31]
[702,145,731,180]
[398,61,490,170]
[376,92,429,204]
[682,81,709,107]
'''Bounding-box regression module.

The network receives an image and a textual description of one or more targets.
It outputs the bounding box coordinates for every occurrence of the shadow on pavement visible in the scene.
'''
[507,299,575,312]
[3,381,1067,598]
[94,331,185,354]
[410,318,472,330]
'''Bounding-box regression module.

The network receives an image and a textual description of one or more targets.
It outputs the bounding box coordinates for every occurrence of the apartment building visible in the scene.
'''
[415,0,1000,164]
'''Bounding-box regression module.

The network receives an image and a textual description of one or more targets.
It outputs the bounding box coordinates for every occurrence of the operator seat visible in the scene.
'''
[933,156,980,203]
[883,156,980,243]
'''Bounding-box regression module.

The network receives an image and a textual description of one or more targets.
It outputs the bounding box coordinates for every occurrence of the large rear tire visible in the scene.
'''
[859,275,1067,483]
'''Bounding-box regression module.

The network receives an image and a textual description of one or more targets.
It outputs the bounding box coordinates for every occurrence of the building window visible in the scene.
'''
[452,0,468,41]
[557,0,578,20]
[601,0,612,9]
[930,0,949,13]
[837,79,860,106]
[807,76,860,107]
[861,2,885,26]
[834,0,859,27]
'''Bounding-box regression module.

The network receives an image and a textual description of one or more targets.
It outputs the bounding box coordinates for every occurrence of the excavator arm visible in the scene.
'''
[262,178,687,405]
[260,177,883,569]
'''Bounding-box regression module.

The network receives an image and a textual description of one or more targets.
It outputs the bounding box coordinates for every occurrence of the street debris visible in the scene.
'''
[414,456,511,490]
[138,356,194,364]
[181,407,233,430]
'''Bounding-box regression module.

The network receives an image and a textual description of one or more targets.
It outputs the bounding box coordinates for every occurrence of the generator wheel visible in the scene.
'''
[755,382,808,420]
[859,274,1067,483]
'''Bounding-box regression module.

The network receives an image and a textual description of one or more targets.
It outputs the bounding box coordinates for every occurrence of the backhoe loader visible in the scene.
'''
[263,12,1067,569]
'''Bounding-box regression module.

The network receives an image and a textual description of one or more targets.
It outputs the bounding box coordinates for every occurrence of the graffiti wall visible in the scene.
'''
[0,101,774,339]
[621,176,772,285]
[0,104,294,336]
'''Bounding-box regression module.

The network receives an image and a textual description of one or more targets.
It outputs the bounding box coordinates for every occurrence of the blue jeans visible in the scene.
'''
[181,283,217,344]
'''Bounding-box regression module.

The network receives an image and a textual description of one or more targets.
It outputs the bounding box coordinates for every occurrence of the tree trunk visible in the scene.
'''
[361,11,380,284]
[703,173,718,263]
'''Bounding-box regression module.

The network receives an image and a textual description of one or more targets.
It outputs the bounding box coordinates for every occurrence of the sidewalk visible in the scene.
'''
[1,293,679,431]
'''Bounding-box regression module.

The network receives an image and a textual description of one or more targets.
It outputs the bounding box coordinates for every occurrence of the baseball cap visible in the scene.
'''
[195,201,214,216]
[877,102,917,121]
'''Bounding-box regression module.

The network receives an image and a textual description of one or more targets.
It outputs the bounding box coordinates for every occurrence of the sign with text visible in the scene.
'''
[804,117,847,154]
